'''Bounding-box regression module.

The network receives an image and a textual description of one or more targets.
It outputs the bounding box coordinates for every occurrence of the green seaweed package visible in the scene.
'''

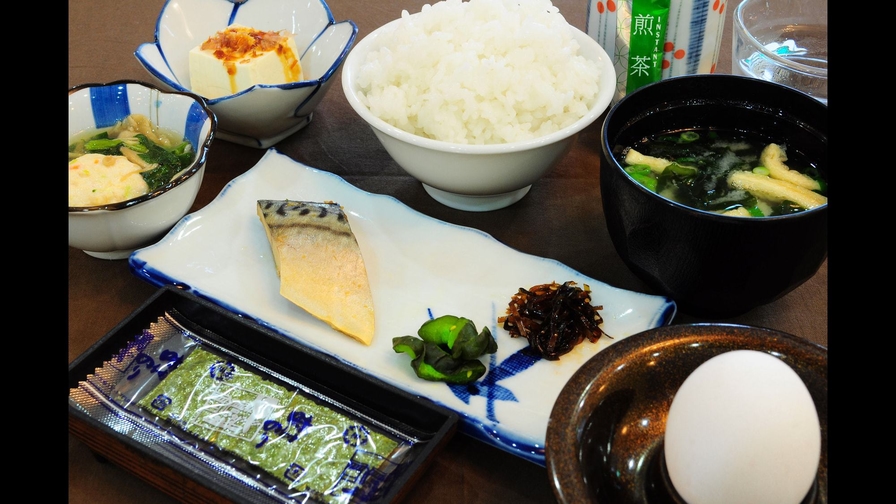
[137,347,405,503]
[625,0,671,94]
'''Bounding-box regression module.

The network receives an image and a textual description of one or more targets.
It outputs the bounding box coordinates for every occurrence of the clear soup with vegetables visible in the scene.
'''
[621,129,827,217]
[69,114,195,207]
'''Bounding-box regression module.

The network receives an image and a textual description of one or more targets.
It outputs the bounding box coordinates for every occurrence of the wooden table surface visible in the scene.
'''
[69,1,827,502]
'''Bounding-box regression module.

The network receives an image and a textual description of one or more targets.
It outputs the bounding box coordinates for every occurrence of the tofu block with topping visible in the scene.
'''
[189,24,303,99]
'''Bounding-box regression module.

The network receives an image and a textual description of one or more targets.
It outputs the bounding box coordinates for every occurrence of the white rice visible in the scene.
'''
[356,0,601,145]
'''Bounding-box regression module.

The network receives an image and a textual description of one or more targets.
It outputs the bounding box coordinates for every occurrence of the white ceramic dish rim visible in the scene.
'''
[128,149,677,465]
[136,0,357,105]
[68,80,216,213]
[342,16,617,155]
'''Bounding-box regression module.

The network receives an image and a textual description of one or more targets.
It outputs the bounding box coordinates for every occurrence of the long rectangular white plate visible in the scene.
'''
[130,149,676,465]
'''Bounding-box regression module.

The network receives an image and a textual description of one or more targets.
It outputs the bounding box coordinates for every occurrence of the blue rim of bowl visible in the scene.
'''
[68,79,217,213]
[601,74,828,224]
[136,0,358,104]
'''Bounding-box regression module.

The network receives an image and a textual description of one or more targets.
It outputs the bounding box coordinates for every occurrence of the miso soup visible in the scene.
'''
[620,129,827,217]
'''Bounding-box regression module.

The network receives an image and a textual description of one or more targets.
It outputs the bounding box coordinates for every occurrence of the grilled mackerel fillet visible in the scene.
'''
[257,200,375,345]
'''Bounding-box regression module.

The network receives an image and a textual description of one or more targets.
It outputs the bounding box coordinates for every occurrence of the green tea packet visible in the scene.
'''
[625,0,670,94]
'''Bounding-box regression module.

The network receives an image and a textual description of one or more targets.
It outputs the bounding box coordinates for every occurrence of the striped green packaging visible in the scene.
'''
[625,0,671,93]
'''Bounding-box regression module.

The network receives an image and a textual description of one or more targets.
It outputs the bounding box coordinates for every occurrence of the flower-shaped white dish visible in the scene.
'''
[136,0,357,149]
[69,80,216,260]
[129,149,676,465]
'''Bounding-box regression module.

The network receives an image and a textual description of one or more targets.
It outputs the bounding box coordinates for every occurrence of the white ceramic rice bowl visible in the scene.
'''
[68,80,216,260]
[342,17,616,211]
[136,0,357,148]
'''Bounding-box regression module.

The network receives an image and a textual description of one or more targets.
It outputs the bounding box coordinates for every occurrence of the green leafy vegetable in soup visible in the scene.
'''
[69,114,195,207]
[621,130,827,217]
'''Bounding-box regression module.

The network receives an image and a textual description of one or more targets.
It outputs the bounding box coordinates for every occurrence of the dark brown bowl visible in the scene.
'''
[545,323,827,504]
[599,74,827,318]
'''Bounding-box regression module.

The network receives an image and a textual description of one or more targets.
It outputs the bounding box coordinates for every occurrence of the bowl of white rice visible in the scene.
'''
[342,0,616,211]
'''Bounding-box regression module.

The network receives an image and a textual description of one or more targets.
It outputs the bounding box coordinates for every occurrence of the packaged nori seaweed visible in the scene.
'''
[137,347,403,503]
[71,309,415,504]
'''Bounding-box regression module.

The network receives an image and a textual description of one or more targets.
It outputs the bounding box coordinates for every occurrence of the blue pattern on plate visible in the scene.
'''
[90,84,130,129]
[226,1,240,24]
[451,349,538,414]
[185,101,209,150]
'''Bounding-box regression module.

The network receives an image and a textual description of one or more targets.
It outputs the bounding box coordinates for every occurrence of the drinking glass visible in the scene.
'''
[732,0,828,104]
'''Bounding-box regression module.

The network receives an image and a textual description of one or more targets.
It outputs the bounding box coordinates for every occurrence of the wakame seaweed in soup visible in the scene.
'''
[620,129,827,217]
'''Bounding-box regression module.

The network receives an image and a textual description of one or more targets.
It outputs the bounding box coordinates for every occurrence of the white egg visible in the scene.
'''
[663,350,821,504]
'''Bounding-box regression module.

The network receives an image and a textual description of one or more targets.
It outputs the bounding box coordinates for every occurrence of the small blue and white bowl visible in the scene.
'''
[69,80,216,260]
[136,0,357,148]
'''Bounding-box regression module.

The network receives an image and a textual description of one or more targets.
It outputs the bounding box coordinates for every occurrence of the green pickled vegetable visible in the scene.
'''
[392,336,488,384]
[417,315,497,360]
[393,315,497,384]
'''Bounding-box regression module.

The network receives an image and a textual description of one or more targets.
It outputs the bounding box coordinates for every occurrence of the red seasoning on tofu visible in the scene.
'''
[189,25,303,98]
